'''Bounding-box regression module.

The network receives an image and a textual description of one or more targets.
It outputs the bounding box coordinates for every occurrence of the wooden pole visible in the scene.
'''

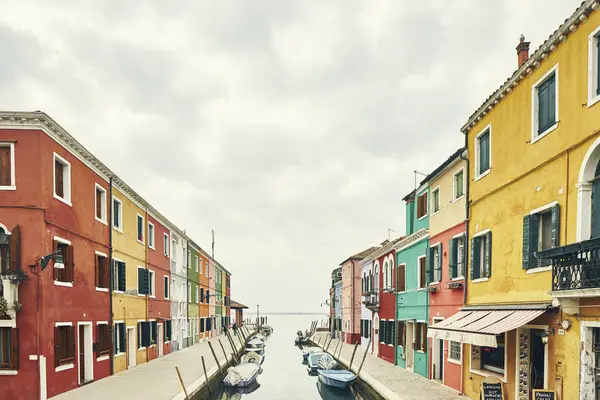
[226,330,241,362]
[175,366,189,400]
[317,337,322,347]
[356,338,372,376]
[348,342,360,370]
[333,338,341,356]
[325,334,334,352]
[201,356,213,400]
[336,339,344,359]
[207,342,223,379]
[218,339,229,364]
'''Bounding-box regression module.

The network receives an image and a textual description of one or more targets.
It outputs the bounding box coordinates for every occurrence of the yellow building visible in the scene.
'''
[111,185,149,372]
[428,2,600,399]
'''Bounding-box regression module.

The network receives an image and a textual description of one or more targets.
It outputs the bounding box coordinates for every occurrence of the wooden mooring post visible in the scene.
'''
[175,366,189,400]
[218,339,229,364]
[348,342,360,370]
[336,339,344,359]
[356,338,372,376]
[333,338,341,356]
[325,333,334,352]
[201,356,213,400]
[207,341,224,379]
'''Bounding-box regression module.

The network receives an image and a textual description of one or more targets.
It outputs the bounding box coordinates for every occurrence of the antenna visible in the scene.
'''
[414,170,427,190]
[211,230,215,258]
[388,228,395,241]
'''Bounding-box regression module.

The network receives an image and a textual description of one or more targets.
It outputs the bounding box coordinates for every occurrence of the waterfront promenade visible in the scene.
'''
[310,332,468,400]
[53,328,253,400]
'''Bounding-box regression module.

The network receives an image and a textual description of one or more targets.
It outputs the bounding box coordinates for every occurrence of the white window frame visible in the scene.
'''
[163,275,169,299]
[54,321,75,372]
[452,167,465,202]
[94,250,109,292]
[417,255,427,290]
[114,321,125,357]
[526,201,558,275]
[199,257,203,275]
[53,236,73,288]
[112,196,123,232]
[112,257,125,294]
[196,286,199,304]
[430,242,441,284]
[448,341,462,365]
[187,249,191,269]
[183,246,187,267]
[452,232,466,280]
[163,233,169,257]
[0,142,16,190]
[531,63,559,144]
[94,183,108,225]
[148,269,155,298]
[148,222,155,250]
[136,214,144,244]
[431,186,440,215]
[171,238,177,261]
[53,152,72,206]
[195,255,199,272]
[588,25,600,108]
[474,124,492,181]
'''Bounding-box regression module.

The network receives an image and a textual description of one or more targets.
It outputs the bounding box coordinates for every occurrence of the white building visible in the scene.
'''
[360,256,374,351]
[170,231,188,351]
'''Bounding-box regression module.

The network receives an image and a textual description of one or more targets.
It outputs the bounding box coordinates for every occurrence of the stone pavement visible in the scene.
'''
[53,328,254,400]
[310,332,468,400]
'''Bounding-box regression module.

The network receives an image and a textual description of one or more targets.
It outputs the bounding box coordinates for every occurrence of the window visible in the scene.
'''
[112,260,126,292]
[471,232,492,280]
[137,267,150,295]
[95,252,109,289]
[397,321,406,348]
[449,234,466,279]
[114,322,126,355]
[164,276,169,299]
[200,287,204,303]
[199,257,203,275]
[188,283,191,300]
[383,261,388,289]
[449,341,462,363]
[165,320,172,341]
[96,323,111,358]
[429,244,442,283]
[0,143,15,189]
[53,153,71,204]
[54,324,75,367]
[113,197,123,231]
[532,66,558,140]
[196,286,199,304]
[136,215,144,243]
[397,264,406,292]
[200,318,205,333]
[417,256,427,289]
[453,169,464,200]
[523,204,560,270]
[432,187,440,213]
[150,321,157,345]
[588,28,600,107]
[138,321,150,349]
[148,223,155,249]
[479,334,505,374]
[148,270,155,297]
[187,249,191,268]
[171,238,176,260]
[415,322,427,352]
[476,127,491,177]
[163,234,169,257]
[95,184,107,223]
[0,328,19,370]
[54,240,74,284]
[416,191,428,219]
[195,255,199,272]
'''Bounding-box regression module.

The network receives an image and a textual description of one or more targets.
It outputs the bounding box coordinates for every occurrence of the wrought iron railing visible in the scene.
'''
[537,237,600,291]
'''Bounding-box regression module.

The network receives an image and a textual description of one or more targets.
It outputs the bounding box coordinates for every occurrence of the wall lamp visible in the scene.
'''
[541,328,555,345]
[39,250,64,271]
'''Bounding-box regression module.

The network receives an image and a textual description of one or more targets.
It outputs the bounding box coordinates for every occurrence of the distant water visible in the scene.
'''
[215,314,367,400]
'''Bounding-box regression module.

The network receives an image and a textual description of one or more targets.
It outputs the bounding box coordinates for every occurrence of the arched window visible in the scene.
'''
[383,261,388,289]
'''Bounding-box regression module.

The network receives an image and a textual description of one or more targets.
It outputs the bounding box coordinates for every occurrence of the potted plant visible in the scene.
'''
[13,300,21,313]
[0,297,8,317]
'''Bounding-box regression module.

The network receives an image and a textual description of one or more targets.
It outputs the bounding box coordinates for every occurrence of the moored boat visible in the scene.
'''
[307,353,337,373]
[317,370,356,389]
[241,351,265,365]
[302,347,322,361]
[223,363,262,388]
[247,337,266,349]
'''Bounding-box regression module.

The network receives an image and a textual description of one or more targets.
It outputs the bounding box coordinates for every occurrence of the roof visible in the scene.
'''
[419,147,466,186]
[392,229,429,253]
[461,0,596,133]
[339,246,379,265]
[230,300,248,309]
[367,236,405,261]
[402,189,416,202]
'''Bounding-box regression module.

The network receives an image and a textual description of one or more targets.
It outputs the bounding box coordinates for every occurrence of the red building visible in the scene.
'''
[146,215,171,361]
[0,115,112,399]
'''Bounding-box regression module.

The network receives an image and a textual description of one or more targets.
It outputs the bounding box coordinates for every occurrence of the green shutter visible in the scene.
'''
[551,204,560,248]
[118,262,126,291]
[138,268,148,295]
[391,321,395,347]
[449,238,456,279]
[530,214,540,269]
[141,322,150,347]
[436,244,443,281]
[484,232,492,278]
[522,215,531,270]
[470,238,479,280]
[427,247,434,284]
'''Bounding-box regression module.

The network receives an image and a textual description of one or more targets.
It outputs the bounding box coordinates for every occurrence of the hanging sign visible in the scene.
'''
[533,389,556,400]
[481,382,504,400]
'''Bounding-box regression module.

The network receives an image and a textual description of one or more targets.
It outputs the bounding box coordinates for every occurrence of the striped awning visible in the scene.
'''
[426,309,546,347]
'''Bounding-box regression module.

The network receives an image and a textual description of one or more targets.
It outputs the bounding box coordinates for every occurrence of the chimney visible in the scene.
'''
[516,34,530,68]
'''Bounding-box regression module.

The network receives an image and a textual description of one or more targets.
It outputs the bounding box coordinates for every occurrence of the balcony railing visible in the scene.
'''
[363,292,379,309]
[537,237,600,291]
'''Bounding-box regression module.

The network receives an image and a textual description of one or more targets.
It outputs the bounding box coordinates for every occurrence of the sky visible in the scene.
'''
[0,0,583,313]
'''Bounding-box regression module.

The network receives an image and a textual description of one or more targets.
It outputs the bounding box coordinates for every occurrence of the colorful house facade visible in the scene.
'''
[420,148,466,391]
[332,267,342,339]
[214,265,222,334]
[208,258,216,337]
[187,243,200,346]
[395,189,429,378]
[169,231,188,351]
[198,249,210,341]
[360,255,375,351]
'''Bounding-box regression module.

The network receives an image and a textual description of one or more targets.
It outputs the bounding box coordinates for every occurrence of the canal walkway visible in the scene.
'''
[53,327,255,400]
[310,332,468,400]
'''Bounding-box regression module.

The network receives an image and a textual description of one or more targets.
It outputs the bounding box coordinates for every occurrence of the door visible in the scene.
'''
[79,325,85,383]
[591,160,600,238]
[158,324,164,357]
[406,322,414,371]
[530,329,546,394]
[373,314,379,356]
[127,327,136,369]
[431,318,443,381]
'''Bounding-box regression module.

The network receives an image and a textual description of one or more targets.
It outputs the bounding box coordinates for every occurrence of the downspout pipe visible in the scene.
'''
[459,141,469,396]
[109,177,114,375]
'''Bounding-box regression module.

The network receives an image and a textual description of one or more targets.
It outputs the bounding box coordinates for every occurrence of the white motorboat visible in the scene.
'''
[241,351,265,365]
[302,347,322,361]
[247,337,266,349]
[244,347,265,355]
[223,363,262,387]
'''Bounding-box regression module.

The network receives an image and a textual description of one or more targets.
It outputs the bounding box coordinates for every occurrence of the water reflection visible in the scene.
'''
[214,314,366,400]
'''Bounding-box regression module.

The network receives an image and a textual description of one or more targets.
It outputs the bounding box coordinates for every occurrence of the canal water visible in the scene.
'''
[214,314,368,400]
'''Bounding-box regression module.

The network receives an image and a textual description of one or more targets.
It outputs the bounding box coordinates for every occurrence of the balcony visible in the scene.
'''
[537,237,600,313]
[0,277,19,328]
[362,292,379,311]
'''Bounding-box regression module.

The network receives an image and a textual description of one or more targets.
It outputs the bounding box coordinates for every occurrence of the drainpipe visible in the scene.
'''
[145,207,149,362]
[351,260,355,344]
[109,177,114,375]
[460,142,469,396]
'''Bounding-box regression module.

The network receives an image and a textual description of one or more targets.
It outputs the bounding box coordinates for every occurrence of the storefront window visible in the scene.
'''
[481,334,505,374]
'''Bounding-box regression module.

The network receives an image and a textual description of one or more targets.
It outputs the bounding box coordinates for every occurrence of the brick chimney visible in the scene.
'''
[516,34,530,68]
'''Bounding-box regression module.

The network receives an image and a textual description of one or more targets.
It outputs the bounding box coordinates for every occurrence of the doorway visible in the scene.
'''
[127,327,136,369]
[373,314,379,357]
[530,329,546,393]
[516,326,548,399]
[431,318,444,381]
[158,323,164,357]
[406,321,414,371]
[77,323,93,385]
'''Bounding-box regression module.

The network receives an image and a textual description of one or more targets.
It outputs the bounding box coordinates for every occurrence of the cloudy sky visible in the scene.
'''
[0,0,582,313]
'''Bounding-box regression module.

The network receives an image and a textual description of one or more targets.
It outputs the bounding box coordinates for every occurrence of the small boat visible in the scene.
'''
[302,347,322,361]
[244,347,265,355]
[316,380,350,399]
[307,353,337,372]
[295,336,310,345]
[247,337,266,349]
[317,370,356,389]
[223,363,262,387]
[241,351,265,365]
[254,333,267,341]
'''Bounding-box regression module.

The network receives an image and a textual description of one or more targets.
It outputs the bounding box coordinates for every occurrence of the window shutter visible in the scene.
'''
[95,255,100,288]
[551,204,560,248]
[52,241,58,281]
[120,324,126,353]
[10,328,19,370]
[427,248,434,284]
[102,258,109,289]
[111,260,117,290]
[69,326,75,361]
[522,215,531,270]
[398,264,405,292]
[548,76,556,126]
[390,322,395,346]
[138,268,144,294]
[8,225,20,272]
[484,232,492,278]
[436,244,442,281]
[118,262,126,292]
[470,238,478,280]
[113,325,118,355]
[67,245,74,282]
[0,147,11,186]
[142,269,150,295]
[96,325,101,358]
[142,322,150,347]
[152,321,157,343]
[539,83,548,133]
[448,238,456,278]
[54,327,59,367]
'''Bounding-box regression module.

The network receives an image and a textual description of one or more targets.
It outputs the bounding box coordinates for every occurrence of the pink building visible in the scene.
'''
[208,258,216,337]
